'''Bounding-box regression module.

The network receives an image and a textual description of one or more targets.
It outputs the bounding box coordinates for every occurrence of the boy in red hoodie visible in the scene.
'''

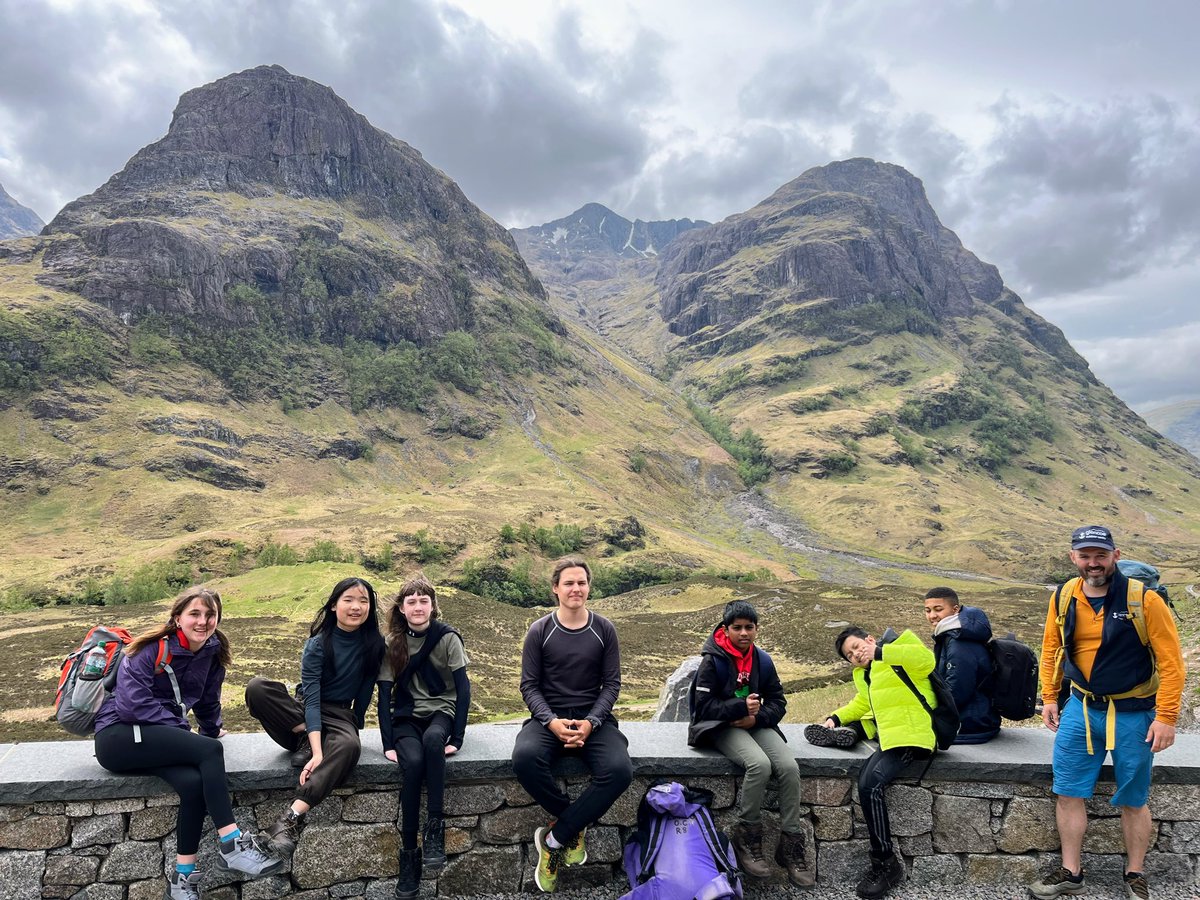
[687,600,813,888]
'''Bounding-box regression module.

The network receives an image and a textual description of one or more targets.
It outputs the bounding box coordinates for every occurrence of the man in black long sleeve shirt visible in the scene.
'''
[512,557,633,893]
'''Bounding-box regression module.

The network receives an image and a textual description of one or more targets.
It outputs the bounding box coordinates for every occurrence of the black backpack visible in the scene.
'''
[892,666,960,751]
[986,633,1039,720]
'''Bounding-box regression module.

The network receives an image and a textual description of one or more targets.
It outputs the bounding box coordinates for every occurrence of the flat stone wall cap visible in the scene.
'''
[3,723,1200,804]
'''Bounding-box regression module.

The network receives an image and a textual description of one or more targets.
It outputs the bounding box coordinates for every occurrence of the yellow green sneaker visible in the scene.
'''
[563,827,587,866]
[533,825,567,893]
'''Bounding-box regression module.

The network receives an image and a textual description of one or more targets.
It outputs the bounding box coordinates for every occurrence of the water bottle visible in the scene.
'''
[80,645,108,680]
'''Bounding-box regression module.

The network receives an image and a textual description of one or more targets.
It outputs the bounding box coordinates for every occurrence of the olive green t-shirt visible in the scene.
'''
[380,630,468,719]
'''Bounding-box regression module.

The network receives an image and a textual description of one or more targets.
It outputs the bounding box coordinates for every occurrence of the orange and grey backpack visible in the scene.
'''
[55,626,176,736]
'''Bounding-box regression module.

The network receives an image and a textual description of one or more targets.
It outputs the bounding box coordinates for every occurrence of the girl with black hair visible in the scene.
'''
[245,576,387,856]
[378,575,470,899]
[94,587,283,900]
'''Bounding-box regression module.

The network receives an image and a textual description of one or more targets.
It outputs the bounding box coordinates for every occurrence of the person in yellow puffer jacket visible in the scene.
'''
[815,626,936,900]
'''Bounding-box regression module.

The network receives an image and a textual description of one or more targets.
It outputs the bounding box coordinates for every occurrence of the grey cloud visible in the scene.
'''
[963,96,1200,295]
[622,123,829,223]
[1077,325,1200,410]
[0,0,660,227]
[737,50,892,123]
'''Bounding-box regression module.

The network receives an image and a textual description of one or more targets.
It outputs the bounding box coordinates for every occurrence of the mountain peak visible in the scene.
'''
[513,204,709,260]
[0,181,44,239]
[50,65,445,229]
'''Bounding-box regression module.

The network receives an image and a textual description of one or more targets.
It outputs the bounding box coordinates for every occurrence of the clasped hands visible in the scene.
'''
[732,692,761,729]
[549,717,593,747]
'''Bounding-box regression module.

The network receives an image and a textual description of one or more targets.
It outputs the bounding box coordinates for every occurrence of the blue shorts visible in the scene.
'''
[1052,699,1156,807]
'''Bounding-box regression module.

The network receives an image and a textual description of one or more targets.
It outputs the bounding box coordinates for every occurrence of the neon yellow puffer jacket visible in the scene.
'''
[832,629,937,751]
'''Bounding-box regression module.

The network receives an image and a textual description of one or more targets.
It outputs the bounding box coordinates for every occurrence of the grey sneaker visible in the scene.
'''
[216,832,285,878]
[1029,866,1085,898]
[1124,871,1150,900]
[165,869,203,900]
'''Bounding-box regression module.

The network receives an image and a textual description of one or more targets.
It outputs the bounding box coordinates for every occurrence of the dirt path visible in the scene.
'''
[728,491,1038,586]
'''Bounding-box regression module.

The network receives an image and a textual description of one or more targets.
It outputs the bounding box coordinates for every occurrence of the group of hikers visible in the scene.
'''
[89,525,1185,900]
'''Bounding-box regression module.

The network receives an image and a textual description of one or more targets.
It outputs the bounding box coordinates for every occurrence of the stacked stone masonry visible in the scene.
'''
[1,724,1198,898]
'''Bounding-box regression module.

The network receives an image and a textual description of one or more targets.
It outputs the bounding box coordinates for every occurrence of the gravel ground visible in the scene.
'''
[438,873,1175,900]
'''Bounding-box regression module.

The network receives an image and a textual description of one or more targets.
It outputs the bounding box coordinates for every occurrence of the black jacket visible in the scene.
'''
[687,630,786,747]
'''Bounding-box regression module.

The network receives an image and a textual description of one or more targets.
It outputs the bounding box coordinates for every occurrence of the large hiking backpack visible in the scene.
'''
[986,633,1039,720]
[1117,559,1180,619]
[892,666,960,751]
[621,781,742,900]
[55,626,175,736]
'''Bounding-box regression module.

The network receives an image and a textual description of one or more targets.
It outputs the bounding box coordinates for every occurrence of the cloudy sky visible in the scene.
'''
[1,0,1197,412]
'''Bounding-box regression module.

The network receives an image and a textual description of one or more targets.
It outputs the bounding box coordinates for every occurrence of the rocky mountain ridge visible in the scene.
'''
[513,160,1200,574]
[2,67,1197,598]
[38,64,548,351]
[0,66,796,599]
[0,181,43,240]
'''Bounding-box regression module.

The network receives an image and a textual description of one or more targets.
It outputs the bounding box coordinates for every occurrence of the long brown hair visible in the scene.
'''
[386,575,439,677]
[125,586,232,668]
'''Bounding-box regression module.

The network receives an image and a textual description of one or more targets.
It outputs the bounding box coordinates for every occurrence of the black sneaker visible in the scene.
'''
[1123,870,1150,900]
[856,855,905,899]
[804,723,860,748]
[1029,866,1085,898]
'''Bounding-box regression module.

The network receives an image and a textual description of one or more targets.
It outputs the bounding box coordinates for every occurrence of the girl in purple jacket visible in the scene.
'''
[94,587,282,900]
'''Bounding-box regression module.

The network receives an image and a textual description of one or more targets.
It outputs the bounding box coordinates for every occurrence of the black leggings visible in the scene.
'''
[94,724,235,856]
[393,712,453,849]
[858,745,931,861]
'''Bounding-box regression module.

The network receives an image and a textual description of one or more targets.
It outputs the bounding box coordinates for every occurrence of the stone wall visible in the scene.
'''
[2,724,1198,898]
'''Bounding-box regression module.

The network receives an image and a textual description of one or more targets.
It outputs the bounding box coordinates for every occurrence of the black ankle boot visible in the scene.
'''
[396,847,422,899]
[422,816,446,870]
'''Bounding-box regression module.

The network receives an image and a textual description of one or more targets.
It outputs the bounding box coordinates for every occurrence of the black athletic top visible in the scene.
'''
[519,611,621,726]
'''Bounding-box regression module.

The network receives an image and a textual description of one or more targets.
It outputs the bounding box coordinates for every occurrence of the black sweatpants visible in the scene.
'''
[94,724,235,856]
[511,716,633,845]
[244,676,361,808]
[392,712,453,849]
[858,745,931,861]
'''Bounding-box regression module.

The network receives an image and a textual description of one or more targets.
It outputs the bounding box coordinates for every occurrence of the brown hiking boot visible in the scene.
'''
[260,808,305,856]
[731,821,772,878]
[775,830,815,887]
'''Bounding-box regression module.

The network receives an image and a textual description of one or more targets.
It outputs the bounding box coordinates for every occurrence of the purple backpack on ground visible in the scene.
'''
[620,781,742,900]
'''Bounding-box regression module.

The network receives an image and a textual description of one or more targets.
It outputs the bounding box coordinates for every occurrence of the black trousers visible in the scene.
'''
[511,717,633,845]
[94,724,235,856]
[244,676,361,808]
[392,712,453,848]
[858,745,931,861]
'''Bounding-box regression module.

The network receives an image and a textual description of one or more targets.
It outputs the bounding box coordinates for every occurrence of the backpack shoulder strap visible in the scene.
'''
[891,665,935,716]
[155,637,183,710]
[694,806,738,879]
[637,811,667,881]
[753,647,777,685]
[1125,579,1150,647]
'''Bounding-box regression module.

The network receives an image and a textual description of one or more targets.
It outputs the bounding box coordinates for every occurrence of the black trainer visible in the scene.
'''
[856,854,905,899]
[804,723,861,748]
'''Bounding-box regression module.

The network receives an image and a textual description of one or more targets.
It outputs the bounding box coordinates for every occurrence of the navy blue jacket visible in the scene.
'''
[933,606,1000,744]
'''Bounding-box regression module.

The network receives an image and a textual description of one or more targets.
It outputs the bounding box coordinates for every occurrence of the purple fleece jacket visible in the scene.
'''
[93,633,225,737]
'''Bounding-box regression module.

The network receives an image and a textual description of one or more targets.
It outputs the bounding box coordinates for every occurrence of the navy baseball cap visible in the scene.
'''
[1071,525,1115,551]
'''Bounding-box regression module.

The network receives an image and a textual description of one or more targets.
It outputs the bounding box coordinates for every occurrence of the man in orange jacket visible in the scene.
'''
[1029,526,1184,900]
